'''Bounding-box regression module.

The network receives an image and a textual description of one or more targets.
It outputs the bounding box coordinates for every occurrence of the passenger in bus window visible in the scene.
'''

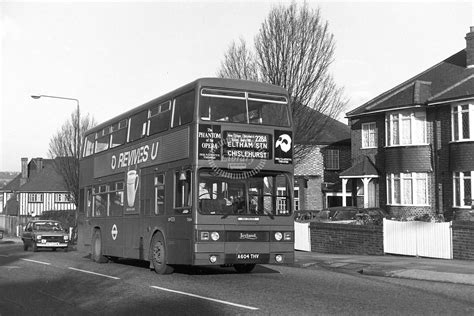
[233,196,246,214]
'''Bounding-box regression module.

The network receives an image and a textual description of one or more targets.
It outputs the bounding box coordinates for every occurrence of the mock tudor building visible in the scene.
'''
[342,27,474,221]
[2,157,76,217]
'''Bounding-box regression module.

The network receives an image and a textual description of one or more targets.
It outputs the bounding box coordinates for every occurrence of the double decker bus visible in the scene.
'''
[79,78,294,274]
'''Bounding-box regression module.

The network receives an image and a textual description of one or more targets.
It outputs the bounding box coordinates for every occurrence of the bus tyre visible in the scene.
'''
[234,264,256,273]
[32,243,38,252]
[91,229,108,263]
[150,232,174,274]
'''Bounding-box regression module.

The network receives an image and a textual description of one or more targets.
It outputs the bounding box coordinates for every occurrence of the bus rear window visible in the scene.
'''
[200,88,290,127]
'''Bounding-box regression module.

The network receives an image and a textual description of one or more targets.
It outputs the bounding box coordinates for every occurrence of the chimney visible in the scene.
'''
[20,157,28,186]
[466,26,474,68]
[34,158,44,172]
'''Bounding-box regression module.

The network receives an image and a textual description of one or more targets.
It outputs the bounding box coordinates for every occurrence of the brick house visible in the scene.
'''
[295,112,351,211]
[343,27,474,221]
[1,157,76,217]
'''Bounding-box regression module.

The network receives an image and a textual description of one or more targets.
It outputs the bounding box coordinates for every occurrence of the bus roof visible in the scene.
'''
[86,78,288,135]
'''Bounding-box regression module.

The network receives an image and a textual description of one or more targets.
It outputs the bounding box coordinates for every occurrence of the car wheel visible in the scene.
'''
[64,247,68,253]
[91,229,108,263]
[234,264,256,273]
[149,232,173,274]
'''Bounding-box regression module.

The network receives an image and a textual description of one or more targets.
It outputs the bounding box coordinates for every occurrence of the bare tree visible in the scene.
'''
[217,2,347,160]
[48,108,96,209]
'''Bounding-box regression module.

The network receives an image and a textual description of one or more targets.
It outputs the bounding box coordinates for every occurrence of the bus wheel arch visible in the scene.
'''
[91,228,108,263]
[149,231,174,274]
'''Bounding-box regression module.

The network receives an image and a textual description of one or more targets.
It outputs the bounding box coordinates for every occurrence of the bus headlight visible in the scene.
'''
[209,255,217,263]
[284,232,293,241]
[64,235,69,241]
[36,235,42,240]
[275,254,283,263]
[211,232,220,241]
[274,232,282,241]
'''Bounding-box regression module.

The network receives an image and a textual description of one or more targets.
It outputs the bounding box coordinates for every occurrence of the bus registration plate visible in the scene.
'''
[237,253,260,260]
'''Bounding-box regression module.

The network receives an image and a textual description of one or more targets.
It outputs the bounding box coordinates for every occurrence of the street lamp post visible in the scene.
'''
[30,94,80,158]
[31,94,81,240]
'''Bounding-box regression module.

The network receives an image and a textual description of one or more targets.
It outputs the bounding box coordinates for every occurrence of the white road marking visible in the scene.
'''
[21,258,51,265]
[0,254,10,257]
[68,267,120,280]
[150,286,259,311]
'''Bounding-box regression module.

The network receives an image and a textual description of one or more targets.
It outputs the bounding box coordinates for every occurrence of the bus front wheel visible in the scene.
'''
[91,229,108,263]
[150,232,174,274]
[234,264,256,273]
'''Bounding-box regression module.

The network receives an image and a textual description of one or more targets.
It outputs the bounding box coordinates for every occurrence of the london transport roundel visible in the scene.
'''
[111,224,118,240]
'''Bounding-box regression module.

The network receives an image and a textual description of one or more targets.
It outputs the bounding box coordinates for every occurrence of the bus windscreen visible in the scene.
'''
[198,170,291,217]
[200,88,290,127]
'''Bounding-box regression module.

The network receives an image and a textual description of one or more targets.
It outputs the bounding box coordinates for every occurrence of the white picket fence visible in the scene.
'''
[295,219,454,259]
[383,219,453,259]
[294,222,311,251]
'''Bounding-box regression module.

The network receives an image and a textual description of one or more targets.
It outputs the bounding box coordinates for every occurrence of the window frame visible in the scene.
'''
[28,193,43,203]
[361,122,377,149]
[325,149,340,170]
[385,110,427,147]
[451,103,474,142]
[386,172,429,206]
[453,171,473,208]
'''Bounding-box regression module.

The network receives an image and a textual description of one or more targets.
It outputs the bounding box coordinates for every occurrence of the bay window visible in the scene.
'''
[386,110,426,146]
[452,104,473,141]
[387,172,428,205]
[453,171,473,207]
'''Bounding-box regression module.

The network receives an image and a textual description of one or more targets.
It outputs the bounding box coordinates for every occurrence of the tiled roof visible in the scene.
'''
[19,159,69,192]
[2,173,22,191]
[347,50,474,117]
[295,109,350,145]
[340,156,379,178]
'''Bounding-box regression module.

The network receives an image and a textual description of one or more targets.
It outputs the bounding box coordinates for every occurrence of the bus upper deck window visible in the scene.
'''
[83,134,95,157]
[148,101,171,135]
[129,111,148,142]
[172,90,195,128]
[110,120,128,148]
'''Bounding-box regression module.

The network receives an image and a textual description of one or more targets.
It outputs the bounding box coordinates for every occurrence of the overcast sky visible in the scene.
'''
[1,0,473,171]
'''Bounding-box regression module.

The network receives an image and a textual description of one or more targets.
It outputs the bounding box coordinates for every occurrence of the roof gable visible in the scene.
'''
[348,50,474,117]
[19,159,68,192]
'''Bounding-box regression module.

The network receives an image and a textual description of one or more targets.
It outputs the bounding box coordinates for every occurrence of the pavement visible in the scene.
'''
[2,236,473,286]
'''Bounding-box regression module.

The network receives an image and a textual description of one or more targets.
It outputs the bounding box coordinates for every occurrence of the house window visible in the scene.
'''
[452,104,474,141]
[453,171,473,207]
[294,187,299,211]
[362,122,377,148]
[386,110,426,146]
[54,193,72,203]
[325,149,340,170]
[28,193,43,203]
[386,172,428,206]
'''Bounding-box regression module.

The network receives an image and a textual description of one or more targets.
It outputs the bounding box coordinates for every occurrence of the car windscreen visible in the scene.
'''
[34,222,64,231]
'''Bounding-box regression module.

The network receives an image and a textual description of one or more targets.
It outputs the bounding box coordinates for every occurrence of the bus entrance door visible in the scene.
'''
[166,212,193,264]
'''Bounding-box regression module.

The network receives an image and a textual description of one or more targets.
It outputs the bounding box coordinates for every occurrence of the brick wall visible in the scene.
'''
[309,222,384,255]
[452,221,474,260]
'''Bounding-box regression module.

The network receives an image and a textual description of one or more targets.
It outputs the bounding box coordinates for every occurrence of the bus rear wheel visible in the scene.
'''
[91,229,108,263]
[150,232,174,274]
[234,264,256,273]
